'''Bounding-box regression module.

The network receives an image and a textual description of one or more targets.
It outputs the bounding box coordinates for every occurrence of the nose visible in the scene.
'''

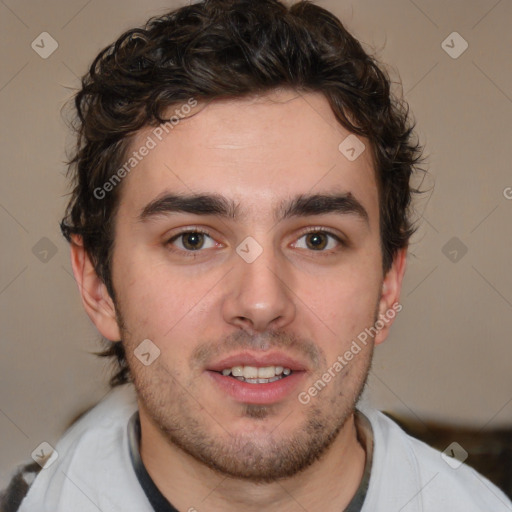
[221,245,296,334]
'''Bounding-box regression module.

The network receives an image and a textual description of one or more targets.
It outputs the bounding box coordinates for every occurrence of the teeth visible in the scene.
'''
[231,366,244,377]
[233,375,285,384]
[219,365,293,380]
[244,366,259,379]
[258,366,276,379]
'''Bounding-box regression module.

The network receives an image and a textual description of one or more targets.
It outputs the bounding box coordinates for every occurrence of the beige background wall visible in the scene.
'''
[1,0,511,487]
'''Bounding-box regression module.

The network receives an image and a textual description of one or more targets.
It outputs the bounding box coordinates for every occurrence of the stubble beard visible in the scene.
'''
[127,342,373,483]
[115,296,377,483]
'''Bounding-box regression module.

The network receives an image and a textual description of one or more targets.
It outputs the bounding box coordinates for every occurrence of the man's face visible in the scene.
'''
[108,90,391,481]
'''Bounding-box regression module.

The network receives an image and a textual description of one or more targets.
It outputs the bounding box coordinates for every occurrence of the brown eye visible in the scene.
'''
[294,230,342,252]
[167,231,216,252]
[181,232,206,250]
[305,232,328,250]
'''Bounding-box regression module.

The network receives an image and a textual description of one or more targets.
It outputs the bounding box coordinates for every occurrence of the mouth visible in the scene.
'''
[205,352,308,404]
[216,365,293,384]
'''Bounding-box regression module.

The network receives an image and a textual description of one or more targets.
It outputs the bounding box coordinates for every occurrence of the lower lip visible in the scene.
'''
[206,370,306,404]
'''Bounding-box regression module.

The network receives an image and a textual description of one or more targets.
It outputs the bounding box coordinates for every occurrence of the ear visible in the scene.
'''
[374,247,407,345]
[70,235,121,341]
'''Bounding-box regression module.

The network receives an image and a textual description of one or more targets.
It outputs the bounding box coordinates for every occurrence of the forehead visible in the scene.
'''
[118,90,378,222]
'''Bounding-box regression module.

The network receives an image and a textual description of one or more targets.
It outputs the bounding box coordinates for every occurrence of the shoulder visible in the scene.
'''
[0,462,41,512]
[360,407,512,512]
[2,385,147,512]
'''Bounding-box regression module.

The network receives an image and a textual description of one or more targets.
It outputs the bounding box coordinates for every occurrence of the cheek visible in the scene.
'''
[303,265,381,333]
[114,254,222,343]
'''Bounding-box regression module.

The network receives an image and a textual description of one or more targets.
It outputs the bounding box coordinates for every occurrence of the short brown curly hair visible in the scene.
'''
[61,0,423,386]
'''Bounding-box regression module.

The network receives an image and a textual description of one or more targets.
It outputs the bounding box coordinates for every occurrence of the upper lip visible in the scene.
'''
[206,351,308,372]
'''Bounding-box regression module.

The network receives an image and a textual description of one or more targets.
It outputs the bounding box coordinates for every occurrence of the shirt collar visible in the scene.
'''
[127,409,374,512]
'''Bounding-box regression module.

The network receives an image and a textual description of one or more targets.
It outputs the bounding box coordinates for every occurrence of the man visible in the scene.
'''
[3,0,511,510]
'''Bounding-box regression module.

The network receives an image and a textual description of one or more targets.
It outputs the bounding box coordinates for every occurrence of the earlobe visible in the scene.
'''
[70,235,121,341]
[374,248,407,345]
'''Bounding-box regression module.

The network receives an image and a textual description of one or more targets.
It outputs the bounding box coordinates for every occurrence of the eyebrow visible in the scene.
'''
[138,191,369,225]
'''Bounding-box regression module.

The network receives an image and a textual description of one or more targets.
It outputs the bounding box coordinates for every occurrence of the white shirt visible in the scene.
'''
[18,384,512,512]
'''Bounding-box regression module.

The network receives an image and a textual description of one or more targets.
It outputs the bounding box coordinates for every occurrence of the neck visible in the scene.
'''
[138,407,366,512]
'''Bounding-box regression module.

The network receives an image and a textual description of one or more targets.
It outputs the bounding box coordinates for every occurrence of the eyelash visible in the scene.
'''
[165,227,346,258]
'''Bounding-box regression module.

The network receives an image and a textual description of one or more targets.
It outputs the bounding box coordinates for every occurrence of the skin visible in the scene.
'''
[71,89,406,511]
